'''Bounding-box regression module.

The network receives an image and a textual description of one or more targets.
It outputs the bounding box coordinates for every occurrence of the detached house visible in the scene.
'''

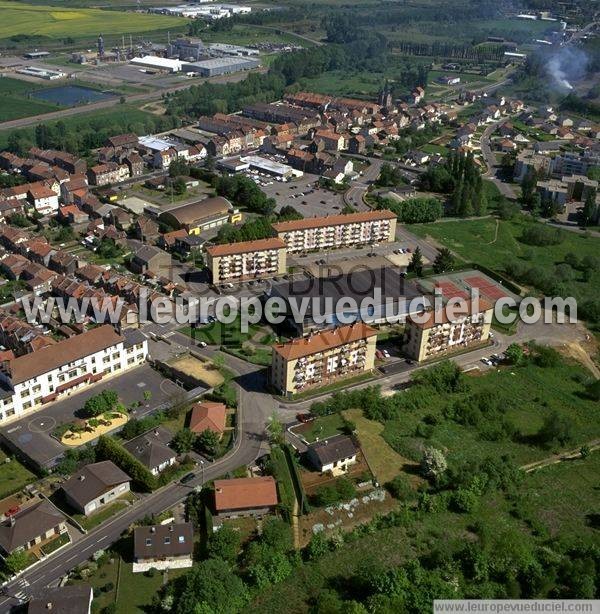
[213,476,278,519]
[61,461,131,516]
[123,427,176,475]
[133,522,193,573]
[0,498,68,557]
[306,435,358,475]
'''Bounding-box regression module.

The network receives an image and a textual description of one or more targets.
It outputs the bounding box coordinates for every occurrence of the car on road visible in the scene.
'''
[180,472,196,484]
[198,341,207,348]
[296,412,315,423]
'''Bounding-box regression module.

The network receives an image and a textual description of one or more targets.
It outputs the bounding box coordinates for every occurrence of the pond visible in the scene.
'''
[30,85,115,106]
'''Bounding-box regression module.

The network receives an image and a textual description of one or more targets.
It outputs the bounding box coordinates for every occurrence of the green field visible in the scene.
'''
[0,1,183,40]
[0,96,59,122]
[410,217,600,305]
[0,450,36,499]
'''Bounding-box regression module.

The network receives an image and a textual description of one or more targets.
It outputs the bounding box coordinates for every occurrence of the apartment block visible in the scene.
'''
[205,238,287,284]
[271,323,377,396]
[404,300,493,362]
[271,210,397,253]
[0,326,148,423]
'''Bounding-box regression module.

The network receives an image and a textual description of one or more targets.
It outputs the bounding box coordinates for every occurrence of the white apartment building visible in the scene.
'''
[0,326,148,423]
[272,210,397,253]
[205,237,287,284]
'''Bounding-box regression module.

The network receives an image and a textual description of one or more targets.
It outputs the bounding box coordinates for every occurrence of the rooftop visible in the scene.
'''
[62,461,130,508]
[273,322,377,361]
[134,522,193,560]
[206,237,285,257]
[213,476,278,512]
[272,209,396,233]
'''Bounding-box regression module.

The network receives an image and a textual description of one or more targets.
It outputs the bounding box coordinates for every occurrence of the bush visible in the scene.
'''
[95,435,157,491]
[420,447,448,481]
[520,224,564,246]
[385,474,415,500]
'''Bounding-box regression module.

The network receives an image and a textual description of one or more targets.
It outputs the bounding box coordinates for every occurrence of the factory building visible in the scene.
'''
[130,56,183,73]
[183,56,260,77]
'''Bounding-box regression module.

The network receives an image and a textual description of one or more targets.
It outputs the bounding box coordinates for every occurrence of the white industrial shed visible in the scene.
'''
[131,56,183,73]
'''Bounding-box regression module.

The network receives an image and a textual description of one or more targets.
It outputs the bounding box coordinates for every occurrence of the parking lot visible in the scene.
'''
[261,173,346,218]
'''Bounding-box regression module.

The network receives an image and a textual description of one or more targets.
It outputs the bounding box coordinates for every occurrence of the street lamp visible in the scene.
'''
[199,459,205,484]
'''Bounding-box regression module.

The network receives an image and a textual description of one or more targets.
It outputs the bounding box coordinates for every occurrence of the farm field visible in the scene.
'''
[410,217,600,304]
[0,1,183,40]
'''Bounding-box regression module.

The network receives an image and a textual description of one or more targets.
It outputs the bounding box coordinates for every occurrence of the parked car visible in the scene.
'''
[180,473,196,484]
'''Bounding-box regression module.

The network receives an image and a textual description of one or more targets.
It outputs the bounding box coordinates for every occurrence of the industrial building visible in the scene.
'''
[130,56,183,73]
[17,66,66,80]
[240,155,294,179]
[272,210,397,253]
[271,323,378,397]
[205,237,287,284]
[183,56,260,77]
[208,43,260,56]
[159,196,241,235]
[267,268,427,335]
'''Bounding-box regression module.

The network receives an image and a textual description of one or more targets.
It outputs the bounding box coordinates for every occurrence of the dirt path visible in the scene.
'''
[291,497,300,549]
[520,439,600,473]
[562,341,600,378]
[486,218,500,245]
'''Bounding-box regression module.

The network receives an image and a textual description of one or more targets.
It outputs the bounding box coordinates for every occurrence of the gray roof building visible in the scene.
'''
[306,435,358,471]
[61,461,130,511]
[123,427,176,474]
[133,522,193,562]
[0,498,67,555]
[28,585,93,614]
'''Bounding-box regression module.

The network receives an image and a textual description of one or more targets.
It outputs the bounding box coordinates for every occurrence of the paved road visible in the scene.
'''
[344,158,384,211]
[480,117,518,200]
[0,352,271,611]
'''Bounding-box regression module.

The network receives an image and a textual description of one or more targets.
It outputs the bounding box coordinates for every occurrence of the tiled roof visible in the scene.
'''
[213,476,278,512]
[272,209,396,233]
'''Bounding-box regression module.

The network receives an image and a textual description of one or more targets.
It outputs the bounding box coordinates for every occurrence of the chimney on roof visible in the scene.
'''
[150,526,156,533]
[46,603,53,610]
[79,474,85,481]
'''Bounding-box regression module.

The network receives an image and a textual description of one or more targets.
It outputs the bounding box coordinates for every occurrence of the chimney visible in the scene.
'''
[79,474,85,481]
[150,526,156,533]
[46,603,53,610]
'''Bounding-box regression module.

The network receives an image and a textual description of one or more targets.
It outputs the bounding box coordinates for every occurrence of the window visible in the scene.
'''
[178,535,185,543]
[164,537,171,545]
[23,401,32,410]
[6,409,14,417]
[145,538,152,546]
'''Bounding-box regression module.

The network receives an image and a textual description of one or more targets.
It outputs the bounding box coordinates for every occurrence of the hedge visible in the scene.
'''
[95,435,157,492]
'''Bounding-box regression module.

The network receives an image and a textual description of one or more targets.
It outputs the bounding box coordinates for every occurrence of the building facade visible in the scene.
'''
[271,323,377,396]
[404,300,493,362]
[0,326,148,424]
[272,210,397,253]
[205,238,287,284]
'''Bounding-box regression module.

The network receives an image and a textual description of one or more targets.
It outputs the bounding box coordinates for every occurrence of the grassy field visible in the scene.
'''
[0,1,183,40]
[0,76,60,121]
[381,359,600,469]
[0,450,36,499]
[344,408,410,485]
[410,217,600,304]
[180,318,264,347]
[294,413,346,444]
[0,104,159,148]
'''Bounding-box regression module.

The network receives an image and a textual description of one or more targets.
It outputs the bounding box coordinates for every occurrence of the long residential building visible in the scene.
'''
[271,323,377,396]
[205,238,287,284]
[0,325,148,423]
[404,300,493,362]
[271,210,397,253]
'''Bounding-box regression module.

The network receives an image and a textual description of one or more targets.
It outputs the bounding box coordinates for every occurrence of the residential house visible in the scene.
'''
[133,522,193,573]
[28,184,59,215]
[0,498,68,556]
[130,245,171,276]
[27,585,93,614]
[189,401,227,437]
[306,434,358,475]
[123,427,176,476]
[213,476,278,518]
[61,461,131,516]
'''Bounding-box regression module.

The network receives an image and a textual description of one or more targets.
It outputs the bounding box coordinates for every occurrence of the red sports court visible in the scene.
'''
[464,276,508,301]
[434,280,470,300]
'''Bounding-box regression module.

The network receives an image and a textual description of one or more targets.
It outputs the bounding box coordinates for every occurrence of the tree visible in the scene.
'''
[266,411,284,445]
[196,429,220,457]
[432,248,455,274]
[171,557,249,613]
[4,550,30,574]
[172,428,196,454]
[584,379,600,401]
[207,525,241,564]
[420,447,447,481]
[537,410,573,447]
[407,246,424,276]
[580,190,598,227]
[505,343,524,365]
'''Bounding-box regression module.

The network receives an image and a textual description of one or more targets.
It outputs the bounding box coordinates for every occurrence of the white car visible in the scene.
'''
[198,341,207,348]
[382,350,391,359]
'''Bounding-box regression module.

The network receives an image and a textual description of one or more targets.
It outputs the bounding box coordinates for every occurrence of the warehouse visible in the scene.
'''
[183,56,260,77]
[130,56,183,73]
[240,155,294,179]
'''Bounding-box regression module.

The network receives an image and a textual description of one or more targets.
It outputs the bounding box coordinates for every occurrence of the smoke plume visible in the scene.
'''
[546,47,589,91]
